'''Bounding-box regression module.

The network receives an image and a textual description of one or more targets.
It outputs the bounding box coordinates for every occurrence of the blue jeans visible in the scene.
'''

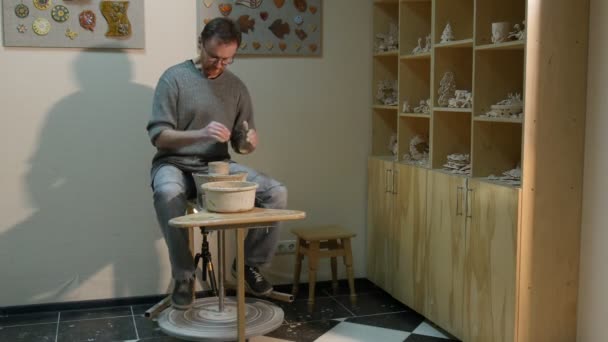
[151,163,287,280]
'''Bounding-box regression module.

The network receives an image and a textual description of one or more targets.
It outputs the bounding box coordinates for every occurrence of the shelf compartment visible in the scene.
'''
[475,0,526,46]
[399,0,432,56]
[372,109,399,156]
[399,115,431,166]
[433,47,473,108]
[373,57,399,106]
[374,1,399,39]
[475,40,525,51]
[472,120,522,178]
[399,57,431,113]
[473,49,524,119]
[431,110,471,169]
[434,0,474,45]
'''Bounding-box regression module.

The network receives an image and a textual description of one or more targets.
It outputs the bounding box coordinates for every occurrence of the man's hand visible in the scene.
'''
[246,129,258,149]
[201,121,231,143]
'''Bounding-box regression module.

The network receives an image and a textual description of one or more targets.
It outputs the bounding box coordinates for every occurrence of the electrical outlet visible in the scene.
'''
[276,239,297,254]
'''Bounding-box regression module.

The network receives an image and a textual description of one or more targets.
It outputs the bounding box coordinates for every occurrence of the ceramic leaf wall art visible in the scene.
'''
[2,0,145,48]
[198,0,322,56]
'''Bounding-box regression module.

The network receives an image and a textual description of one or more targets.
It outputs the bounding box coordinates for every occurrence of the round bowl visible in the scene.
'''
[201,181,258,213]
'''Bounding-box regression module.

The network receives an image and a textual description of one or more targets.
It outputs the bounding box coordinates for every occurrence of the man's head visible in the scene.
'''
[198,18,241,79]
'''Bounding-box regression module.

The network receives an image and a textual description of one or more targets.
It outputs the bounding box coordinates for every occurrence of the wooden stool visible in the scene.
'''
[291,225,356,306]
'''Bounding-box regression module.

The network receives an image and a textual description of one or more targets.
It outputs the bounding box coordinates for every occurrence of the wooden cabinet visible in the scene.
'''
[425,171,466,337]
[463,180,518,342]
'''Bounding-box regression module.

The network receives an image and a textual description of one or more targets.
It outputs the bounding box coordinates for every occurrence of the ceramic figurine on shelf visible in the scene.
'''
[389,134,398,156]
[423,34,432,52]
[448,90,473,108]
[403,135,429,165]
[438,71,456,107]
[374,23,399,53]
[412,37,423,54]
[376,80,398,106]
[413,99,430,114]
[508,20,526,41]
[440,22,454,43]
[402,100,411,113]
[484,93,524,118]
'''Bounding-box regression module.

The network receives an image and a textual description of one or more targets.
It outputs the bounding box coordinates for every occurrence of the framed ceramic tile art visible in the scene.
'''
[2,0,145,48]
[197,0,322,56]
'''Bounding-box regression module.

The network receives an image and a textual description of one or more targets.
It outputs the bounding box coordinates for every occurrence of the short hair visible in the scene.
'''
[200,17,242,46]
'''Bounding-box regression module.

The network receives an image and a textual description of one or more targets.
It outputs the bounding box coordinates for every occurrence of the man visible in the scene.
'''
[147,18,287,310]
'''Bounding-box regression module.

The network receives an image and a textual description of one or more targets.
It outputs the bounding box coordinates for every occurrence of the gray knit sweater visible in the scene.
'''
[147,60,255,175]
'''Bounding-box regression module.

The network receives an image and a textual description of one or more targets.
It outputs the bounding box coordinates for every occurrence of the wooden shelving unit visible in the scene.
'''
[371,0,526,183]
[369,0,531,340]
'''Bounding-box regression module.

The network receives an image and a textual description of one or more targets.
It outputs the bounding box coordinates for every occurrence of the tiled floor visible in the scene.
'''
[0,279,460,342]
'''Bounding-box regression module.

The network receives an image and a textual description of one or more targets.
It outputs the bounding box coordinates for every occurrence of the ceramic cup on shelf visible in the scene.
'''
[491,22,511,43]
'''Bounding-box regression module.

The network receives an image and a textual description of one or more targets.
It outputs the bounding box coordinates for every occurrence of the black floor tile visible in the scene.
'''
[273,282,332,301]
[345,310,425,332]
[57,316,137,341]
[276,297,353,323]
[134,316,168,340]
[132,303,158,316]
[0,311,58,328]
[0,322,57,342]
[266,320,340,342]
[60,305,132,322]
[332,291,409,316]
[405,334,460,342]
[319,278,384,297]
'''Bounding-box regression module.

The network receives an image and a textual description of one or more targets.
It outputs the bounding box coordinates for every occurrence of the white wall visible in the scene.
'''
[577,0,608,340]
[0,1,372,306]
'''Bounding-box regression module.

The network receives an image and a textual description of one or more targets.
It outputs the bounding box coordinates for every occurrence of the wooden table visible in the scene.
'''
[168,207,306,342]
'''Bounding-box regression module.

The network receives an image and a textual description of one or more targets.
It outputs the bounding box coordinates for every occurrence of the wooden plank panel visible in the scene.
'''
[367,158,395,293]
[393,163,428,314]
[464,180,519,342]
[425,171,466,338]
[519,0,589,341]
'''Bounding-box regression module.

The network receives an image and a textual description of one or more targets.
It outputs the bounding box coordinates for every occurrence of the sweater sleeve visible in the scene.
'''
[146,75,178,145]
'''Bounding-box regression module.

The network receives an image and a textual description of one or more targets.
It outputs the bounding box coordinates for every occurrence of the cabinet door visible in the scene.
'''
[464,180,519,342]
[425,171,467,338]
[366,158,395,293]
[392,163,427,314]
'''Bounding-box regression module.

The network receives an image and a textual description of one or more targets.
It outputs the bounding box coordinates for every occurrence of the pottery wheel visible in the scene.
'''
[158,297,284,341]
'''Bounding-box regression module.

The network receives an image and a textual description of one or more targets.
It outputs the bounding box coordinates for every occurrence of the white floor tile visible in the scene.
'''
[314,321,410,342]
[412,321,449,339]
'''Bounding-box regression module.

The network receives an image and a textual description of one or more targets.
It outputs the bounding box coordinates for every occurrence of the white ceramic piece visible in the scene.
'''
[440,22,454,43]
[483,93,524,119]
[208,161,230,175]
[192,172,248,208]
[376,80,398,106]
[402,100,411,113]
[374,23,399,53]
[508,20,526,41]
[491,22,511,43]
[448,90,473,108]
[438,72,456,107]
[403,135,429,165]
[202,181,258,213]
[443,153,471,175]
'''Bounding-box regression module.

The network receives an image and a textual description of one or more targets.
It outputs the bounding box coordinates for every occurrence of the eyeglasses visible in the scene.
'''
[202,42,235,66]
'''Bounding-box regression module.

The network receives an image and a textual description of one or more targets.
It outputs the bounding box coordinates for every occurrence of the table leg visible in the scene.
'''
[236,227,246,342]
[218,230,225,312]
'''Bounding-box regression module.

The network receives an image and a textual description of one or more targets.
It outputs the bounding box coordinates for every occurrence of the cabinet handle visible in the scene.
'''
[466,188,474,218]
[386,169,393,194]
[456,186,464,216]
[392,170,399,195]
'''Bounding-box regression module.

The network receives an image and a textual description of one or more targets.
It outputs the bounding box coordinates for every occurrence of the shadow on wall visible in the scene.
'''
[0,49,162,306]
